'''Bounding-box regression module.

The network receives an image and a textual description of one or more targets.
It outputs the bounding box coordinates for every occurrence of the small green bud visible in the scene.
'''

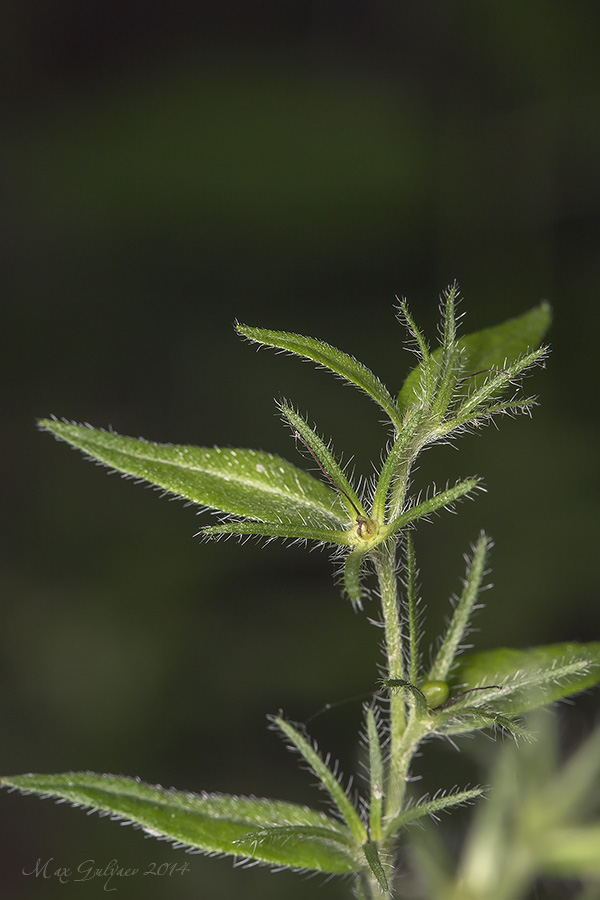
[420,681,450,709]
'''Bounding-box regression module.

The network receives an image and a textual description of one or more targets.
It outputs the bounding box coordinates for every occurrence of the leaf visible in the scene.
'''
[343,549,368,608]
[1,772,359,874]
[362,841,389,893]
[279,403,366,519]
[427,533,491,683]
[441,346,547,434]
[366,707,385,841]
[383,787,485,839]
[398,302,551,414]
[39,420,347,532]
[542,826,600,877]
[271,717,368,844]
[427,285,462,424]
[448,642,600,715]
[371,407,424,523]
[200,520,352,546]
[236,324,402,429]
[383,477,482,540]
[437,706,530,738]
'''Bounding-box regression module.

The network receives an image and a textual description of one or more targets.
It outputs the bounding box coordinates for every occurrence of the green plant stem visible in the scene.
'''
[382,714,429,839]
[356,870,388,900]
[373,543,406,820]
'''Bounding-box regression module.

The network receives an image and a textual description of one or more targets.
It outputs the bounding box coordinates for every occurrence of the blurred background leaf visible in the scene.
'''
[1,2,599,898]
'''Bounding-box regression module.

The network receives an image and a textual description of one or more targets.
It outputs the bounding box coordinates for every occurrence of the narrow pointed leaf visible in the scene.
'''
[428,533,491,682]
[39,420,347,531]
[383,478,482,540]
[371,407,424,523]
[397,299,431,365]
[444,395,540,432]
[1,773,358,874]
[237,324,401,428]
[428,286,462,423]
[442,346,547,431]
[279,403,366,519]
[398,302,551,413]
[383,787,484,838]
[272,717,367,844]
[201,520,352,545]
[366,708,385,841]
[362,841,389,893]
[436,706,529,738]
[344,549,368,608]
[448,643,600,715]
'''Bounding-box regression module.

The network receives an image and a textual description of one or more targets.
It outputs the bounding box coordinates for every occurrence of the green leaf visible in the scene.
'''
[398,302,551,414]
[362,841,389,893]
[383,787,485,839]
[371,407,424,523]
[236,323,402,429]
[437,706,530,738]
[427,533,491,683]
[272,717,368,844]
[542,827,600,877]
[1,772,359,874]
[449,642,600,715]
[383,477,482,540]
[428,285,462,424]
[200,520,352,546]
[39,420,347,532]
[279,403,366,519]
[441,346,547,434]
[366,707,385,842]
[344,549,368,608]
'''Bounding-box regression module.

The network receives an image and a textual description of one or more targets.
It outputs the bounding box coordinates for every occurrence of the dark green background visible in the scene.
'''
[2,3,599,898]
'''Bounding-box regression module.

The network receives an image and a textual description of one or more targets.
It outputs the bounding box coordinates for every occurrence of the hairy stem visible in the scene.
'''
[373,543,406,820]
[356,869,389,900]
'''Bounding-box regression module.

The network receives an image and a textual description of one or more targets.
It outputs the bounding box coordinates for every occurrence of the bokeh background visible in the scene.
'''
[2,3,599,898]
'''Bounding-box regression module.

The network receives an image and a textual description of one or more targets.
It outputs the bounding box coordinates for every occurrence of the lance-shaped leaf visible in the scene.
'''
[398,302,551,414]
[200,519,353,545]
[371,407,424,523]
[271,717,368,845]
[435,706,530,738]
[428,285,462,425]
[236,323,402,429]
[39,420,348,532]
[366,707,385,842]
[279,403,366,520]
[427,533,491,683]
[382,478,482,541]
[382,787,485,840]
[344,548,369,609]
[440,346,548,434]
[362,841,389,893]
[448,642,600,715]
[1,773,359,874]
